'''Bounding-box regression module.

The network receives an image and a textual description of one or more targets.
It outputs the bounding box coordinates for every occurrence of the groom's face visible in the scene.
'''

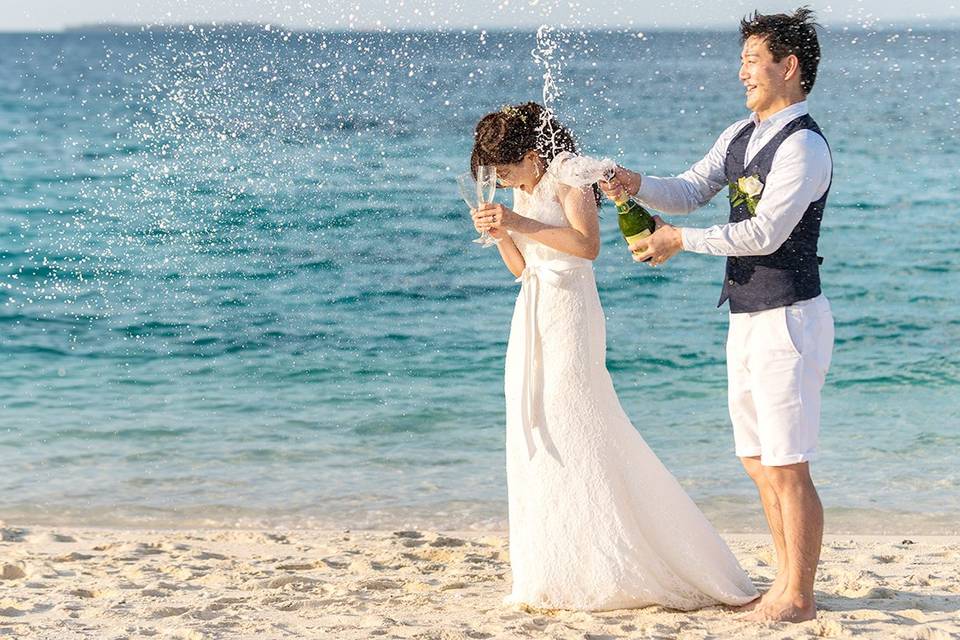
[739,35,790,114]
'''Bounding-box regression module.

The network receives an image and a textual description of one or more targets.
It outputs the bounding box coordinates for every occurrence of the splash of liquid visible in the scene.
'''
[531,25,563,159]
[530,27,614,183]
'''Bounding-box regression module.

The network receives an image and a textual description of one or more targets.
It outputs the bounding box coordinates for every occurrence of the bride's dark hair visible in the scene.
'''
[470,101,602,207]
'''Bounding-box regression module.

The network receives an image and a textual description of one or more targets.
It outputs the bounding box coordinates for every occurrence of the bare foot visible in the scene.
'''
[760,574,788,606]
[748,595,817,623]
[738,574,786,613]
[735,594,762,612]
[740,606,767,622]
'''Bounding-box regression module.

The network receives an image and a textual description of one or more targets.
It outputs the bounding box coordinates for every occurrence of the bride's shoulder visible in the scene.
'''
[545,151,614,189]
[545,150,576,175]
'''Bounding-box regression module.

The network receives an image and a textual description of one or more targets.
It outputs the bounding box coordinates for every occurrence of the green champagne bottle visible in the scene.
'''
[613,190,656,248]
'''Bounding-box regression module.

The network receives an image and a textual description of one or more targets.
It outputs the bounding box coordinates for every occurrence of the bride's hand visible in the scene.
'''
[474,203,520,232]
[470,208,507,239]
[469,208,485,234]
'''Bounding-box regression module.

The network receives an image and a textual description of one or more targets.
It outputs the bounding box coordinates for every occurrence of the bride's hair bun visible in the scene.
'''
[469,102,601,206]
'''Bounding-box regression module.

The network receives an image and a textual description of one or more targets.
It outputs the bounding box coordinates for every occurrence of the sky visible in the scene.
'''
[2,0,958,32]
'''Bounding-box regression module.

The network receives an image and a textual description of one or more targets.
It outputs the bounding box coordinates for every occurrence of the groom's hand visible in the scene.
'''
[629,216,684,266]
[599,166,641,201]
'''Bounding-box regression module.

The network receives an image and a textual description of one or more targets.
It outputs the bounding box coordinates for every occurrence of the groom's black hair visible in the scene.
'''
[740,6,822,94]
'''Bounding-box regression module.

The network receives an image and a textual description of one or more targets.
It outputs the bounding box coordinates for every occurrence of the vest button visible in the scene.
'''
[728,279,735,285]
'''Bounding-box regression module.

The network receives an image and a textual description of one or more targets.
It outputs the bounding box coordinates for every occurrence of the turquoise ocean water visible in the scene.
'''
[0,26,957,533]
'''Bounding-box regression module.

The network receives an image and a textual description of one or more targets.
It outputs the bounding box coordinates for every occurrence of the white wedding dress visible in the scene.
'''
[501,152,758,612]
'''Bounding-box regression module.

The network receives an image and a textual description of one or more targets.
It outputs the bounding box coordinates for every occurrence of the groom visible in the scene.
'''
[602,8,834,623]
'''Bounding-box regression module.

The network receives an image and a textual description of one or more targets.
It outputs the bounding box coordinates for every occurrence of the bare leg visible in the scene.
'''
[753,462,822,622]
[739,456,788,610]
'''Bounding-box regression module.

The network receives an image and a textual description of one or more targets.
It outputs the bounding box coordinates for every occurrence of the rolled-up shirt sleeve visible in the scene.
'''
[680,130,832,256]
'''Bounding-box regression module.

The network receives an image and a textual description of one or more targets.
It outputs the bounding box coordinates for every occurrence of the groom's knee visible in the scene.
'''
[762,462,814,494]
[739,456,765,483]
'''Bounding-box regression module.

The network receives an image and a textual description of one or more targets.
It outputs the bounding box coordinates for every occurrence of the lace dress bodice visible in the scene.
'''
[508,150,613,266]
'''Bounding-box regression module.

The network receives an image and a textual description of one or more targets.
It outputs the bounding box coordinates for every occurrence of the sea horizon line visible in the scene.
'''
[1,20,958,36]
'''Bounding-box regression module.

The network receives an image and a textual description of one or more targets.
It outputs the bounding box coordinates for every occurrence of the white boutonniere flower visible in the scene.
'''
[739,175,764,198]
[729,174,764,215]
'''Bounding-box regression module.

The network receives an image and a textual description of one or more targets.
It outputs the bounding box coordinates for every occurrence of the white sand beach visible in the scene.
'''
[1,522,957,639]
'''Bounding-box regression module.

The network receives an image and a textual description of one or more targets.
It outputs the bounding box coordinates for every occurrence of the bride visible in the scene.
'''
[468,102,759,612]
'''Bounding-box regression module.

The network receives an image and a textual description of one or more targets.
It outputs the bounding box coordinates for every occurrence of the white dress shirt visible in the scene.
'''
[635,101,832,256]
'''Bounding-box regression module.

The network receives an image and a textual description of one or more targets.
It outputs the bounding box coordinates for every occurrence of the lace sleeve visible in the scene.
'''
[547,151,617,189]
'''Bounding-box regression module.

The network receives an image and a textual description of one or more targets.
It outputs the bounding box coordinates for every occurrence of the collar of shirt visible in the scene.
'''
[745,100,809,166]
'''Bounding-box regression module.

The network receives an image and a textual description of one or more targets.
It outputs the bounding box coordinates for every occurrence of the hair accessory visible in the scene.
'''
[500,104,527,123]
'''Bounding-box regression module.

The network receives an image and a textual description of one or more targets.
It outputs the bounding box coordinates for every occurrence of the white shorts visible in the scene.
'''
[727,294,835,466]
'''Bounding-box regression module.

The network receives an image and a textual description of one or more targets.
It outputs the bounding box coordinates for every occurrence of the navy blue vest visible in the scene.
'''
[719,114,831,313]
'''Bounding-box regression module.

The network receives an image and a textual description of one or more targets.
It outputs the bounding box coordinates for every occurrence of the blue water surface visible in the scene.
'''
[0,26,957,532]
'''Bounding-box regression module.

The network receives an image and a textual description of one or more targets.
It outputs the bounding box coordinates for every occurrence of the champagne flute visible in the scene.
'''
[457,165,500,247]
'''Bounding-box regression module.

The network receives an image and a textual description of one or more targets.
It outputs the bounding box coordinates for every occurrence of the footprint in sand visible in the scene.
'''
[150,605,191,618]
[260,575,324,590]
[1,602,55,617]
[272,598,313,612]
[874,554,900,564]
[0,528,27,542]
[276,562,315,571]
[464,553,505,567]
[359,578,401,591]
[430,536,467,548]
[440,581,469,591]
[835,568,883,594]
[133,542,171,556]
[53,552,94,562]
[26,532,76,544]
[321,556,350,569]
[810,620,846,637]
[158,580,192,591]
[401,539,427,548]
[0,603,26,618]
[192,605,227,621]
[393,530,424,539]
[209,596,248,608]
[158,565,195,581]
[263,533,290,544]
[1,564,26,580]
[862,586,897,599]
